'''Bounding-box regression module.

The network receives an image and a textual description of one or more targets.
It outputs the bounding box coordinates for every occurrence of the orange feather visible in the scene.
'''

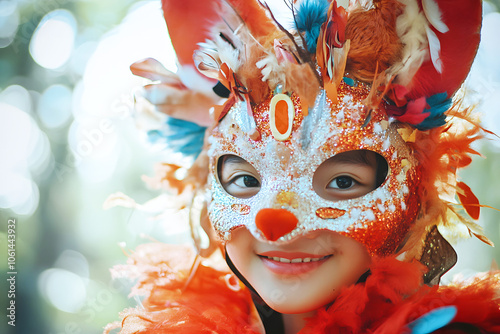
[224,0,277,39]
[456,181,480,220]
[345,0,403,82]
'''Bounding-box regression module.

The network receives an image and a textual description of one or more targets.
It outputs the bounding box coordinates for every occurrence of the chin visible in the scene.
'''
[253,278,339,315]
[266,299,330,315]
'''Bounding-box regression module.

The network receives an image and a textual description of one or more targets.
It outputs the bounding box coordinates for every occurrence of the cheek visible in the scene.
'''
[334,242,372,285]
[225,228,256,277]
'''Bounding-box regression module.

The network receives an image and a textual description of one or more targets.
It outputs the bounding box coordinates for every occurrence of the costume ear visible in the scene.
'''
[161,0,221,67]
[406,0,482,100]
[384,0,482,129]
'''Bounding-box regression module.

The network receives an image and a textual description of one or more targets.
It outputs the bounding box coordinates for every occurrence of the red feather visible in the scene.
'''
[394,97,429,125]
[456,181,480,220]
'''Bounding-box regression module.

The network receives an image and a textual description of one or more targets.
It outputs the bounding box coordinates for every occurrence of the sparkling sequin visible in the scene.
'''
[316,207,346,219]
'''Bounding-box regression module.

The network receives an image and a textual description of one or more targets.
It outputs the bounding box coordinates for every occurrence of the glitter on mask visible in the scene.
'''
[231,204,251,215]
[276,191,299,209]
[208,83,422,256]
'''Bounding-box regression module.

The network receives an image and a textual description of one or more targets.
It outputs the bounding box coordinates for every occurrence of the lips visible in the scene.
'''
[261,255,329,263]
[258,251,332,275]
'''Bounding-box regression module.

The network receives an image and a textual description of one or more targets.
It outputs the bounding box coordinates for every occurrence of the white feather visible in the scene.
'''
[215,34,241,72]
[256,52,287,88]
[194,40,222,80]
[390,0,430,86]
[327,47,334,79]
[426,25,443,73]
[349,0,374,11]
[256,56,275,81]
[422,0,449,33]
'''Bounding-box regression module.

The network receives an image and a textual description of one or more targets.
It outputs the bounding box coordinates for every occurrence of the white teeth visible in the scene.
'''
[265,256,328,263]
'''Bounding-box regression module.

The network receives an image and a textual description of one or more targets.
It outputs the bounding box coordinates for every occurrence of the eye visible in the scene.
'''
[233,175,260,188]
[217,155,261,198]
[328,176,355,190]
[313,150,388,202]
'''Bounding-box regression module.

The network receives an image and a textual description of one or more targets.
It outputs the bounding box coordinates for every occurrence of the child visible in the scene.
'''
[105,0,500,333]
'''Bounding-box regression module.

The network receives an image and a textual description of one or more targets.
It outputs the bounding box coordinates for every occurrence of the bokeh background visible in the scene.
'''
[1,1,500,333]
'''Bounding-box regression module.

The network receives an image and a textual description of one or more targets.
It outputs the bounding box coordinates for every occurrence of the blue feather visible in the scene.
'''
[407,306,457,334]
[416,92,451,130]
[147,117,206,159]
[343,77,356,86]
[294,0,329,53]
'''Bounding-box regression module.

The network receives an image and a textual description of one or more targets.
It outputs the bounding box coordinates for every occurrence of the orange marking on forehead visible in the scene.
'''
[275,100,289,134]
[270,93,295,141]
[252,93,305,143]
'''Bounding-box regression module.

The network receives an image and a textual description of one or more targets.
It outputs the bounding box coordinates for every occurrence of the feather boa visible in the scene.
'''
[301,257,500,333]
[105,244,500,334]
[103,243,263,334]
[147,117,206,160]
[224,0,277,39]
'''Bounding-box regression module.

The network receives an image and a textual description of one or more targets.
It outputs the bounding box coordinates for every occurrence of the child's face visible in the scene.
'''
[221,150,378,313]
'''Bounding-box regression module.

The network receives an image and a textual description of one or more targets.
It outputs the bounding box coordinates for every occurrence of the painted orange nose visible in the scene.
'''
[255,208,298,241]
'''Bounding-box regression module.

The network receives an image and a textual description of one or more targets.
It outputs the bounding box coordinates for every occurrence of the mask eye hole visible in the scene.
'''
[312,150,388,202]
[217,155,261,199]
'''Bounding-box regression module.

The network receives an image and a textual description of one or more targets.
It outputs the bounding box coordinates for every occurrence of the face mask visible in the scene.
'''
[208,82,421,256]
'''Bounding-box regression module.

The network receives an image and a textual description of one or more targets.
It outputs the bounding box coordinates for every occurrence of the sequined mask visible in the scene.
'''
[208,82,422,256]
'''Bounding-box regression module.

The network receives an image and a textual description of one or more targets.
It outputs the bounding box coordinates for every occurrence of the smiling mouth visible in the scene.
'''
[259,255,331,263]
[257,252,333,275]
